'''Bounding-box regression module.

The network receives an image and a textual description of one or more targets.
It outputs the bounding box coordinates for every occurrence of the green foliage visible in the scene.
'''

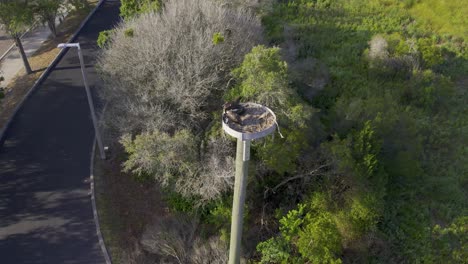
[409,0,468,39]
[34,0,61,37]
[417,38,443,67]
[297,211,341,263]
[256,237,292,264]
[212,32,224,45]
[164,190,196,213]
[230,46,289,106]
[120,129,198,186]
[101,0,467,261]
[120,0,161,20]
[228,45,316,174]
[352,121,382,179]
[203,197,234,242]
[123,28,134,38]
[432,216,468,263]
[257,192,343,263]
[97,30,113,48]
[206,198,232,228]
[258,0,468,262]
[0,0,34,37]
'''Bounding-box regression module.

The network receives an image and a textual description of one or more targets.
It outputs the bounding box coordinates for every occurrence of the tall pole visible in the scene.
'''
[76,46,106,160]
[229,139,250,264]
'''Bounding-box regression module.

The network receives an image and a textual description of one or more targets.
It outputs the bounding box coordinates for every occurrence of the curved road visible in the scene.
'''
[0,1,120,263]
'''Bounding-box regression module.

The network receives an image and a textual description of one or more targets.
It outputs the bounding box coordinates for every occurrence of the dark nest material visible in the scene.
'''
[223,102,275,133]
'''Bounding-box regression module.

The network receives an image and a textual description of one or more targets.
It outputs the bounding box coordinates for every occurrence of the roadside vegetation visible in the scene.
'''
[0,0,94,74]
[0,0,98,126]
[96,0,467,263]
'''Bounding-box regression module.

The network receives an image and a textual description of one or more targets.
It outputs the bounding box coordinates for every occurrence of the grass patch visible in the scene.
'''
[409,0,468,39]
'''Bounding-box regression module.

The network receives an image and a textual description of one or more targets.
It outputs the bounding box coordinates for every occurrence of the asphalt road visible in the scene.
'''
[0,1,121,263]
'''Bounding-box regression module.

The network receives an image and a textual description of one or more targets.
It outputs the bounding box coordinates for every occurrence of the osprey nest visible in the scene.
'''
[223,102,275,134]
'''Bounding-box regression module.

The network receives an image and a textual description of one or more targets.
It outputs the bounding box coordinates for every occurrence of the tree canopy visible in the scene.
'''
[97,0,468,262]
[0,0,34,38]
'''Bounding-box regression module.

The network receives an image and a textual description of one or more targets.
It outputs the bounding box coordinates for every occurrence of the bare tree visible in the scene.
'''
[141,215,197,263]
[98,0,263,136]
[175,136,235,203]
[368,35,389,61]
[191,237,229,264]
[141,215,228,263]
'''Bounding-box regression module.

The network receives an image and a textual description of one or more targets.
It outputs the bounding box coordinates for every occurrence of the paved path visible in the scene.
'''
[0,26,52,86]
[0,1,120,263]
[0,29,13,58]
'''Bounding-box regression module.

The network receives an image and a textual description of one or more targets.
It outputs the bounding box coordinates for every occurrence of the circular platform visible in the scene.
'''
[222,102,276,141]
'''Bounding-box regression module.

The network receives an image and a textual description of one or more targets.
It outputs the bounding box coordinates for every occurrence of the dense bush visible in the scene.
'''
[119,0,161,20]
[257,193,343,263]
[96,29,112,48]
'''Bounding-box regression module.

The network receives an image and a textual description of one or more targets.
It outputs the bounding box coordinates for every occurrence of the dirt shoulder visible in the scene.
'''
[93,146,167,263]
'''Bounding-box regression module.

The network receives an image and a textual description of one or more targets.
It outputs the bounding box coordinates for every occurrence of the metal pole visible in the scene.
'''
[228,139,250,264]
[76,46,106,160]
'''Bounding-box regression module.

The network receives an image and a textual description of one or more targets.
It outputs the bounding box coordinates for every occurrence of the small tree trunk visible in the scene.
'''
[47,19,57,38]
[14,36,32,75]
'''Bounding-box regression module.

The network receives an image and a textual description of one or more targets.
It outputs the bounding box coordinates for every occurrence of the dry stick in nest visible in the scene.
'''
[225,103,275,133]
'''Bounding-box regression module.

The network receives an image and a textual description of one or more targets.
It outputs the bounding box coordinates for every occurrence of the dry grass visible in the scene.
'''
[0,0,98,128]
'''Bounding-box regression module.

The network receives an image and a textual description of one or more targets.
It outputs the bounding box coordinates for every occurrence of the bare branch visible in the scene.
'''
[264,163,332,198]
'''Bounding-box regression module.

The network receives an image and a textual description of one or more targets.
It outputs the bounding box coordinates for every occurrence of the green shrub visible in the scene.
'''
[417,38,443,68]
[97,30,112,48]
[120,0,161,20]
[257,193,343,263]
[164,190,196,213]
[123,28,134,38]
[212,32,224,45]
[227,45,316,174]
